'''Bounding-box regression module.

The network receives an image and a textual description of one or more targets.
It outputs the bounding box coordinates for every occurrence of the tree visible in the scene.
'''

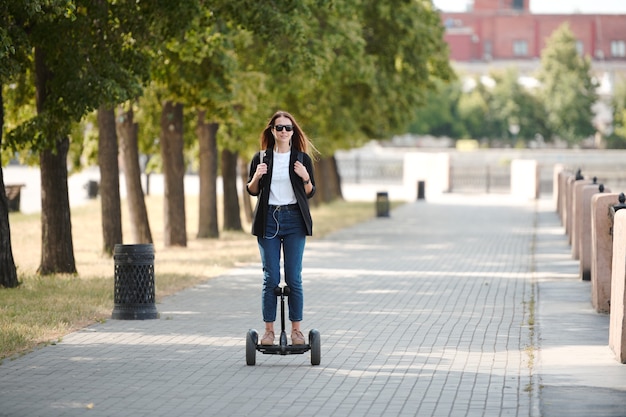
[536,23,597,144]
[97,106,123,255]
[493,69,550,145]
[117,105,153,244]
[196,113,219,238]
[4,0,454,272]
[408,79,465,138]
[150,8,235,241]
[160,101,187,247]
[0,0,34,287]
[457,82,491,140]
[0,87,19,288]
[221,147,242,231]
[357,0,454,137]
[279,0,454,201]
[106,1,200,248]
[154,1,322,237]
[607,77,626,148]
[4,1,198,273]
[2,2,83,275]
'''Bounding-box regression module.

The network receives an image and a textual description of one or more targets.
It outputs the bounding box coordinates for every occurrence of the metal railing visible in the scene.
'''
[449,165,510,194]
[335,154,626,196]
[336,155,403,184]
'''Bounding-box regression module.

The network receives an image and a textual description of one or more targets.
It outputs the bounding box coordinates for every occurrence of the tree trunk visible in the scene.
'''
[196,111,219,238]
[222,148,242,231]
[239,157,253,225]
[160,101,187,247]
[0,86,19,288]
[313,155,343,205]
[39,137,77,275]
[97,106,123,256]
[117,106,153,244]
[329,155,344,200]
[35,46,76,275]
[313,157,330,204]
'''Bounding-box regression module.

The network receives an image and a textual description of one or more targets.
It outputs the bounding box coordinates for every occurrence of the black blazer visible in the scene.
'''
[246,148,316,237]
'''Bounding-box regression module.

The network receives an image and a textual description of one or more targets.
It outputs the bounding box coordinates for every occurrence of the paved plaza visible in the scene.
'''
[1,194,626,416]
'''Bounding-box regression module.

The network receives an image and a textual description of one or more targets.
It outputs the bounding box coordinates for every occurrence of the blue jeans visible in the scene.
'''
[257,207,307,323]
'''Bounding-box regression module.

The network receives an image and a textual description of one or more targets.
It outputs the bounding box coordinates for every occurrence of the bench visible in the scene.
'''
[5,184,25,212]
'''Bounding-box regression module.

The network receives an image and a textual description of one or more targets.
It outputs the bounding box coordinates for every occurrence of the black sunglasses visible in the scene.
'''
[274,125,293,132]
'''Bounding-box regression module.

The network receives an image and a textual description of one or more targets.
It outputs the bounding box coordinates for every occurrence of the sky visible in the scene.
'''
[432,0,626,14]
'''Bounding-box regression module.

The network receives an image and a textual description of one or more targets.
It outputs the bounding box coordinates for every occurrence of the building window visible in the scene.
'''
[576,40,584,56]
[511,0,524,10]
[513,40,528,57]
[611,40,626,57]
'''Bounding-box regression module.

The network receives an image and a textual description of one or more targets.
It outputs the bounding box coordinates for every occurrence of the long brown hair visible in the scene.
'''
[260,110,317,156]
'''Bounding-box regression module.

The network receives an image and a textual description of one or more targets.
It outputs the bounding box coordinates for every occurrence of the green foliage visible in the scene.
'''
[272,0,454,156]
[405,23,605,147]
[536,23,597,143]
[2,72,37,164]
[457,83,490,140]
[606,77,626,148]
[488,69,549,143]
[408,79,465,138]
[152,9,235,113]
[416,64,594,145]
[3,0,200,154]
[3,0,454,164]
[212,0,320,74]
[358,0,454,137]
[3,0,614,160]
[67,113,98,172]
[279,0,372,153]
[135,84,165,157]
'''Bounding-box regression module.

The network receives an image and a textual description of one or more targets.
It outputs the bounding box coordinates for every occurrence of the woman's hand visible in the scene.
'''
[294,161,309,182]
[247,161,267,195]
[255,162,268,180]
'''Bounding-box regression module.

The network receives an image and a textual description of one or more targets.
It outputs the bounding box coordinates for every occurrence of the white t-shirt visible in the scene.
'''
[268,152,297,205]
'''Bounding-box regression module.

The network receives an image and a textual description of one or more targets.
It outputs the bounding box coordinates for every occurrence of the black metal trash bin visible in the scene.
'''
[86,180,99,199]
[376,191,390,217]
[6,185,25,212]
[111,244,159,320]
[6,188,21,212]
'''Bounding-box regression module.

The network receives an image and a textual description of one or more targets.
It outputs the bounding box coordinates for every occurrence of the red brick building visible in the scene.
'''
[440,0,626,77]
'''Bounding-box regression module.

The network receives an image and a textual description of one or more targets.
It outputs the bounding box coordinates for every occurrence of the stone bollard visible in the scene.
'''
[565,170,584,243]
[557,169,571,226]
[553,164,565,219]
[591,192,619,313]
[571,177,593,259]
[565,175,574,239]
[579,181,605,281]
[609,208,626,363]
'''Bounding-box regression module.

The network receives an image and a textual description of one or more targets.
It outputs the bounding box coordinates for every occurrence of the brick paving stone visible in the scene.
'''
[2,194,625,417]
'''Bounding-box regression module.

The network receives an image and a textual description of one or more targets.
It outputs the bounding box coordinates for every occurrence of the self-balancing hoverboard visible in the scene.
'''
[246,285,321,366]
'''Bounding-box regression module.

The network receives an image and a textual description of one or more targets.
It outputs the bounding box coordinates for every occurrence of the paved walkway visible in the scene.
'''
[1,194,626,416]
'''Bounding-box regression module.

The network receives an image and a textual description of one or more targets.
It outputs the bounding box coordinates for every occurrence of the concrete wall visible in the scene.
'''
[510,159,539,200]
